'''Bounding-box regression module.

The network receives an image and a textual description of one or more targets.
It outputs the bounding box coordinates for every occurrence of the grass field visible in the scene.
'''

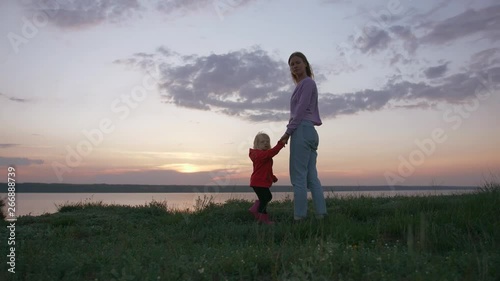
[1,183,499,280]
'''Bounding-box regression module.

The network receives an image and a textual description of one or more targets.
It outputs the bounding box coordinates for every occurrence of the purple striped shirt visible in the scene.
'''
[286,77,322,135]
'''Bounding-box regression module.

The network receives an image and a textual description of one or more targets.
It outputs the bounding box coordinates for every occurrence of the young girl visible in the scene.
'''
[248,132,285,224]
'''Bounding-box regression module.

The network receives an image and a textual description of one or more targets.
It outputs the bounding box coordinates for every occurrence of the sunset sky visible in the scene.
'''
[1,0,499,187]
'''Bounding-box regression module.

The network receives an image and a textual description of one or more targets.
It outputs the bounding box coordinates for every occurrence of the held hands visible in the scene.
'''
[272,175,278,183]
[279,133,290,144]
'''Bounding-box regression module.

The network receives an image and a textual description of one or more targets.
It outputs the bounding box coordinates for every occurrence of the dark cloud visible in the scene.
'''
[319,89,392,117]
[118,47,500,122]
[0,157,44,166]
[410,0,454,25]
[0,92,29,103]
[343,3,499,67]
[383,3,500,65]
[393,101,436,110]
[21,0,258,29]
[154,0,206,14]
[318,65,499,118]
[389,53,414,66]
[0,144,20,149]
[424,63,449,79]
[389,25,418,55]
[351,26,392,54]
[343,24,419,67]
[469,48,500,70]
[22,0,143,29]
[153,0,255,17]
[117,47,293,122]
[320,0,352,5]
[421,5,500,44]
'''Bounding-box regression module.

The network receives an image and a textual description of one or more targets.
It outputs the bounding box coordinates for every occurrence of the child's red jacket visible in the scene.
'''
[249,141,285,188]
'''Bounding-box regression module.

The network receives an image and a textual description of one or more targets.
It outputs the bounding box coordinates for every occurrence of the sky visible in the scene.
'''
[0,0,499,187]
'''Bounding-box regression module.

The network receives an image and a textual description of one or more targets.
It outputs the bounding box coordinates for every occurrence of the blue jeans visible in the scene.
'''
[289,120,327,219]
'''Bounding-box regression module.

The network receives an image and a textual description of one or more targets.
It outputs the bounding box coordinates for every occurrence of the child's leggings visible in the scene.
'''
[252,187,272,214]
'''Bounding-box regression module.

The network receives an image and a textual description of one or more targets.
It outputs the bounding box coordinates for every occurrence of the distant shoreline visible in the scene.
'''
[0,183,481,193]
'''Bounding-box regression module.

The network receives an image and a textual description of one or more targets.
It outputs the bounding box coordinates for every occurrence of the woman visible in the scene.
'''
[280,52,327,220]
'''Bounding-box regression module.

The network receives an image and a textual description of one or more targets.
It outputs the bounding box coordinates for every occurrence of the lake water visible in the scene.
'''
[2,189,478,217]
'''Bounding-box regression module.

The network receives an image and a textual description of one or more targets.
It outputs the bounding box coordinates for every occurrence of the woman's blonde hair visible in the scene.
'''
[253,132,270,149]
[288,51,314,84]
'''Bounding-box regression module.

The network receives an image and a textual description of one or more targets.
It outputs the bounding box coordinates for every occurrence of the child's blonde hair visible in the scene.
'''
[253,132,270,149]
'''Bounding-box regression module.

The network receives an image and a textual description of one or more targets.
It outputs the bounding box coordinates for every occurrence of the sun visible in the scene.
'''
[178,163,199,173]
[160,163,200,173]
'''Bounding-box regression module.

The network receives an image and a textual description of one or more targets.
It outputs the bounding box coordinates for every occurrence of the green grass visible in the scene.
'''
[0,196,5,221]
[1,184,499,281]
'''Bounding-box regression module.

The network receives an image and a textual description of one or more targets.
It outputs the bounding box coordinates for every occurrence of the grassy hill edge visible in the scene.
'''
[0,182,499,280]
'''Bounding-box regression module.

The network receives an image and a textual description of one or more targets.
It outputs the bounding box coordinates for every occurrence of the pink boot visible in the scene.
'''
[257,213,275,225]
[248,200,260,219]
